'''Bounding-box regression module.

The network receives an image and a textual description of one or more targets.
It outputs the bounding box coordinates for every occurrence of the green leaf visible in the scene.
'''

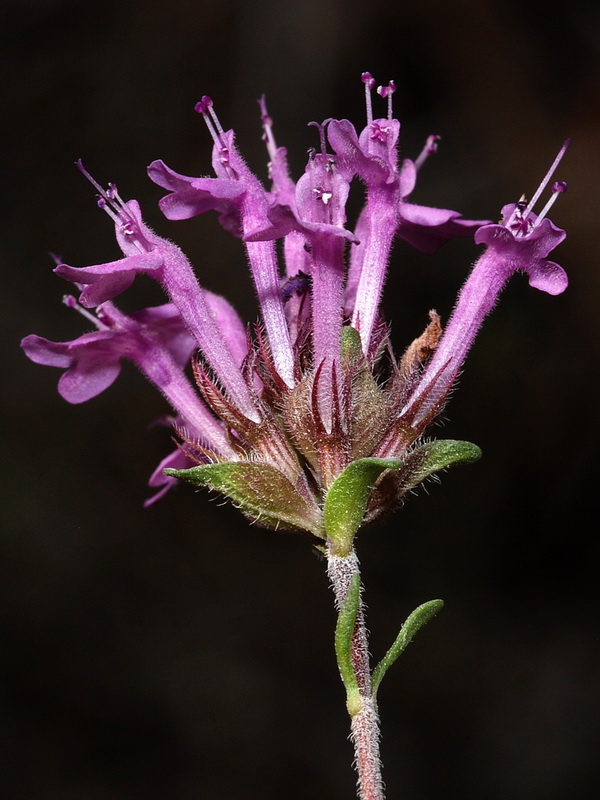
[400,439,482,492]
[371,599,444,696]
[165,462,323,537]
[334,572,362,716]
[324,457,404,555]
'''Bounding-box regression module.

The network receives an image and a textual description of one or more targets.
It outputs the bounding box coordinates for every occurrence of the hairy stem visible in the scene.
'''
[327,547,384,800]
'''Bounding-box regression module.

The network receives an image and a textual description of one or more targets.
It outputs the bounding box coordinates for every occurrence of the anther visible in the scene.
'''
[362,72,376,126]
[361,72,376,90]
[534,180,568,227]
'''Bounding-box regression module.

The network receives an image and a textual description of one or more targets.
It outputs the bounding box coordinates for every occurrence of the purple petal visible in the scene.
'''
[58,359,122,403]
[22,331,123,403]
[144,447,192,507]
[328,119,393,185]
[130,303,196,367]
[475,214,567,260]
[399,204,487,254]
[55,251,163,307]
[21,334,71,368]
[148,159,245,221]
[528,260,568,295]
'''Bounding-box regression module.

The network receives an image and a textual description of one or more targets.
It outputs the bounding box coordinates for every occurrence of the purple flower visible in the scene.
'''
[402,144,569,429]
[22,75,569,539]
[327,75,488,351]
[22,298,238,460]
[54,167,258,422]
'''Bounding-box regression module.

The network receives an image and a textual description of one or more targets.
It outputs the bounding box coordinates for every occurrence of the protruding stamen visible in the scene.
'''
[63,294,107,328]
[362,72,375,126]
[308,119,331,157]
[194,95,212,114]
[195,96,220,142]
[534,180,567,227]
[503,139,570,232]
[522,138,570,220]
[377,81,396,120]
[206,103,225,137]
[414,134,441,171]
[195,94,225,138]
[258,95,277,160]
[194,95,236,178]
[76,160,144,246]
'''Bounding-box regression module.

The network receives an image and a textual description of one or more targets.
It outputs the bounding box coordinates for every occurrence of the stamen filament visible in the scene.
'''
[361,72,375,126]
[96,197,121,225]
[308,120,331,157]
[76,161,124,224]
[258,95,277,160]
[76,160,147,252]
[522,138,570,219]
[195,100,219,142]
[377,81,396,120]
[207,103,225,136]
[63,294,107,329]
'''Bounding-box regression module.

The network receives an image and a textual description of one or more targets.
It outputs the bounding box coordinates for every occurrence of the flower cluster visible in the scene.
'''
[22,74,568,550]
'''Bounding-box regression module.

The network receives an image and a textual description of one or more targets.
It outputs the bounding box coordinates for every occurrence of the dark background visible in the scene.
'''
[2,1,599,798]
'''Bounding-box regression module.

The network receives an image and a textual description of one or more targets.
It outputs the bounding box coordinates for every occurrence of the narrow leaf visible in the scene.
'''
[334,572,362,716]
[324,457,404,555]
[371,599,444,696]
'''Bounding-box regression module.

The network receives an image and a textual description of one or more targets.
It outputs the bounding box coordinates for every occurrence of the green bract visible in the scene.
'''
[165,462,323,537]
[324,458,404,556]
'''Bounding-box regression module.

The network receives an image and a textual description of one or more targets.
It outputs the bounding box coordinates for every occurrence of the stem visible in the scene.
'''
[327,547,385,800]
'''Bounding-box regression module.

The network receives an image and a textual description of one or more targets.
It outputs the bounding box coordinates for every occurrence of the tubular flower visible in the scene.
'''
[22,76,568,547]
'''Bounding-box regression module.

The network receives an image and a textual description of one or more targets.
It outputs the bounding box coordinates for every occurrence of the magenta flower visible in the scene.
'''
[327,74,488,350]
[21,76,570,800]
[22,297,238,460]
[22,76,568,532]
[54,167,258,422]
[403,142,569,428]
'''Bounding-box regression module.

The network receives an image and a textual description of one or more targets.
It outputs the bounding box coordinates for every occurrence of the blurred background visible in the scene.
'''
[2,1,599,798]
